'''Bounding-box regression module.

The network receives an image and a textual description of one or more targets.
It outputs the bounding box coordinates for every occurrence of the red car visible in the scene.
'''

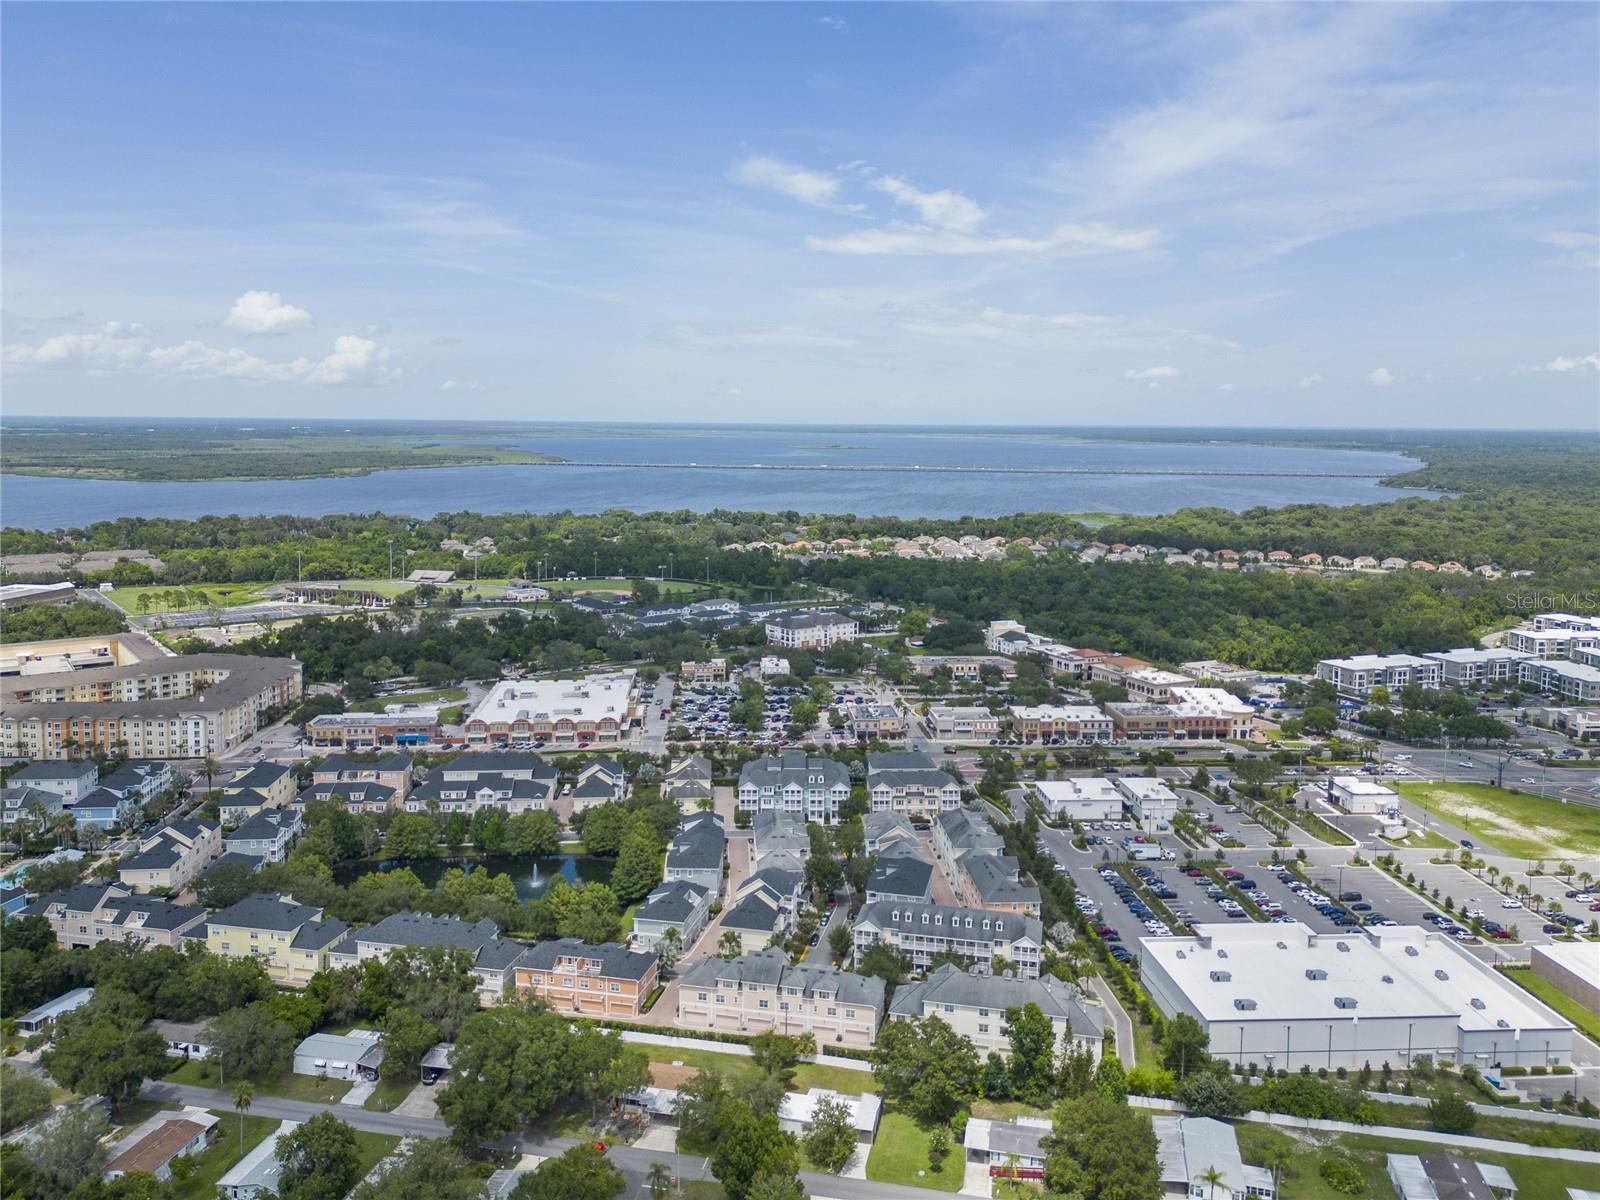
[1185,868,1205,877]
[1589,902,1600,912]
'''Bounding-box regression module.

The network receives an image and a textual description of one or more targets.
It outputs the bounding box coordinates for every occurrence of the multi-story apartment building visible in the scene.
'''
[1,785,64,829]
[331,911,531,1004]
[927,706,1002,741]
[310,753,413,797]
[220,762,297,824]
[664,812,726,895]
[463,670,639,746]
[513,939,659,1017]
[1518,659,1600,703]
[117,818,222,893]
[22,882,206,949]
[1424,647,1534,686]
[662,754,714,814]
[737,752,849,823]
[1007,705,1112,743]
[763,611,859,650]
[932,807,1005,893]
[844,701,906,739]
[405,752,558,815]
[889,964,1103,1060]
[853,901,1043,977]
[1315,653,1442,697]
[0,654,302,761]
[206,896,350,987]
[222,809,302,863]
[679,659,728,683]
[305,711,438,749]
[677,950,885,1048]
[956,855,1041,915]
[6,760,100,804]
[866,752,961,821]
[1505,627,1600,659]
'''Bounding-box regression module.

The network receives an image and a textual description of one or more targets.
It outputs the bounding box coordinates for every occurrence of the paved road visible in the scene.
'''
[143,1081,449,1139]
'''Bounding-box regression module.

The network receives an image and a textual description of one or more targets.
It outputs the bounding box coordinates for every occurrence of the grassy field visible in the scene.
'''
[363,1075,417,1112]
[1396,782,1600,858]
[1499,965,1600,1042]
[171,1111,279,1200]
[104,582,273,614]
[637,1044,870,1096]
[1381,827,1455,851]
[166,1058,353,1103]
[864,1111,963,1192]
[352,1129,404,1177]
[348,687,466,713]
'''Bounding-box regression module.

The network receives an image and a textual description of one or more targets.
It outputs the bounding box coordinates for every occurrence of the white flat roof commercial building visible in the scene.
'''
[1424,647,1532,685]
[464,670,638,745]
[1317,654,1441,696]
[1139,922,1574,1071]
[1033,776,1123,821]
[1531,943,1600,1014]
[1328,776,1400,815]
[1114,776,1180,823]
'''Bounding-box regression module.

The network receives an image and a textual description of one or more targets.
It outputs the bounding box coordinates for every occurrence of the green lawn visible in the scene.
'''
[105,582,272,614]
[352,1129,403,1177]
[1499,965,1600,1042]
[171,1111,279,1200]
[363,1075,417,1112]
[864,1111,963,1192]
[1396,782,1600,859]
[1381,827,1455,851]
[166,1057,353,1103]
[638,1044,869,1095]
[348,687,466,713]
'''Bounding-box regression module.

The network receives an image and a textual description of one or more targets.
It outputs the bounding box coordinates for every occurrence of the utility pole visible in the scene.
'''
[387,539,394,580]
[593,550,598,579]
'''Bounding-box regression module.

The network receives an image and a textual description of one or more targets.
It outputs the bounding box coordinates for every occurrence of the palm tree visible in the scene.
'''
[1002,1150,1021,1184]
[232,1081,254,1155]
[201,756,219,803]
[1198,1164,1227,1199]
[719,930,741,959]
[646,1162,672,1200]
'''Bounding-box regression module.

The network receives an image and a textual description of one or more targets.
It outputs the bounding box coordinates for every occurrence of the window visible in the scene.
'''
[979,1024,989,1035]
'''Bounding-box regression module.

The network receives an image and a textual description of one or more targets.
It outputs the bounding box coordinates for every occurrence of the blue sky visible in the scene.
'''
[3,2,1597,427]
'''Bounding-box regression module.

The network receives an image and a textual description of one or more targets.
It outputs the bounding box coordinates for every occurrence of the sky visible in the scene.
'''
[3,2,1598,428]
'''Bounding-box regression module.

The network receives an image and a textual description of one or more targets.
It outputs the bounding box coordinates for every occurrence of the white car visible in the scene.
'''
[1465,909,1485,920]
[1519,778,1537,784]
[1501,898,1523,909]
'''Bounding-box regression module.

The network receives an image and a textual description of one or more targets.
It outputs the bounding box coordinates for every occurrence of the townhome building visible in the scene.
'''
[738,752,849,824]
[662,754,714,814]
[6,760,99,804]
[2,785,65,828]
[1424,647,1534,686]
[763,611,859,650]
[664,812,726,895]
[1032,776,1123,822]
[117,818,222,893]
[23,882,206,949]
[1316,654,1442,697]
[310,753,413,797]
[220,763,296,824]
[889,964,1104,1059]
[571,758,627,811]
[330,911,530,1004]
[719,866,807,953]
[927,706,1002,741]
[1007,705,1112,743]
[865,853,935,904]
[957,854,1042,915]
[222,809,302,864]
[853,901,1043,978]
[406,752,558,815]
[68,787,142,829]
[512,939,659,1017]
[866,751,961,821]
[296,779,398,814]
[863,811,920,856]
[932,807,1005,892]
[630,879,712,954]
[206,896,350,987]
[677,950,885,1048]
[99,761,174,803]
[752,809,811,869]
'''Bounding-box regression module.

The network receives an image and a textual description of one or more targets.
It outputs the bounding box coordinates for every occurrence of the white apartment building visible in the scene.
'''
[737,752,850,823]
[853,900,1043,978]
[1316,654,1441,697]
[1424,647,1534,686]
[763,611,859,650]
[1032,777,1123,821]
[676,950,885,1048]
[1505,627,1600,659]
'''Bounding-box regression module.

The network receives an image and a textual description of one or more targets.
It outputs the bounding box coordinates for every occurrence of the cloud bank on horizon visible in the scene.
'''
[2,2,1596,427]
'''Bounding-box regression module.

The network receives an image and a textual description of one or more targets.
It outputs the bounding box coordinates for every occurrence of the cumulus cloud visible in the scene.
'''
[223,290,313,334]
[440,379,481,392]
[809,220,1158,257]
[872,176,986,233]
[817,15,847,31]
[1367,366,1396,386]
[1125,366,1181,380]
[729,156,841,208]
[1539,352,1600,373]
[5,323,397,386]
[1297,374,1324,388]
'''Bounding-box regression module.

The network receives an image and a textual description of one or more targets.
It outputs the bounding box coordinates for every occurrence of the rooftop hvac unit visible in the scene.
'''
[1210,970,1232,982]
[1334,996,1358,1009]
[1405,946,1420,957]
[1217,949,1229,959]
[1176,950,1187,959]
[1336,942,1350,952]
[1305,969,1328,980]
[1435,969,1450,981]
[1496,1019,1510,1029]
[1233,998,1257,1011]
[1275,942,1288,950]
[1470,998,1486,1010]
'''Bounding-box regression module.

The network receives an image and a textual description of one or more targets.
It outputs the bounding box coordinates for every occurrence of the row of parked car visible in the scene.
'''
[1098,866,1177,942]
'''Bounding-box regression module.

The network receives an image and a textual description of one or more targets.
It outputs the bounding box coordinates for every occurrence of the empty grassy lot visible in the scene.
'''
[864,1110,963,1192]
[1396,782,1600,859]
[104,582,272,614]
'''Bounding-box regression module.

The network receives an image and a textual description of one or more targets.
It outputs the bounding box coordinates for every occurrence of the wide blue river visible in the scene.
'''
[0,425,1435,527]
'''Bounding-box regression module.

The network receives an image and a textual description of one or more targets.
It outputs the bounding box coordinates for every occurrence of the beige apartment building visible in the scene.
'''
[676,950,886,1049]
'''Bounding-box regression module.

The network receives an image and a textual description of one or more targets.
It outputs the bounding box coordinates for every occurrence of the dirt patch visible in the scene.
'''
[649,1061,705,1089]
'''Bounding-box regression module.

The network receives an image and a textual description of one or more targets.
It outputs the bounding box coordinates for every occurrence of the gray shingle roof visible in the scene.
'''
[10,761,98,782]
[680,950,885,1010]
[290,917,349,951]
[739,753,849,792]
[866,856,933,900]
[350,911,501,952]
[635,879,710,925]
[225,763,292,791]
[314,753,412,775]
[667,818,725,872]
[888,963,1102,1039]
[518,938,657,980]
[210,895,324,932]
[855,900,1041,950]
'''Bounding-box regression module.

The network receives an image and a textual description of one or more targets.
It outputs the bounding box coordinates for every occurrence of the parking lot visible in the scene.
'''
[671,678,877,748]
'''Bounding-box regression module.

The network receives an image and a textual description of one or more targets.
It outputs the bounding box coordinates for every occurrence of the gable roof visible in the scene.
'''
[889,963,1102,1039]
[209,894,323,932]
[518,938,657,980]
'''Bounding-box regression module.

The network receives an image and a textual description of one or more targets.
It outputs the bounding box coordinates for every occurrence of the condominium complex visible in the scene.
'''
[405,752,558,814]
[1,653,303,760]
[853,901,1044,978]
[23,882,206,949]
[889,964,1103,1059]
[1315,653,1443,697]
[116,818,223,893]
[737,751,850,823]
[463,670,640,745]
[677,950,885,1047]
[205,896,351,987]
[512,939,660,1017]
[763,610,859,650]
[866,751,962,820]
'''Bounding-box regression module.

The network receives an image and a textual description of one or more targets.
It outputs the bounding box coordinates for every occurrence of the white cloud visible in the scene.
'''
[1297,374,1323,388]
[817,15,847,32]
[223,290,313,334]
[1216,382,1235,392]
[1538,230,1600,269]
[729,156,841,208]
[1539,352,1600,373]
[1367,367,1396,386]
[5,323,397,386]
[872,176,986,233]
[440,379,481,392]
[1125,366,1180,380]
[808,220,1158,256]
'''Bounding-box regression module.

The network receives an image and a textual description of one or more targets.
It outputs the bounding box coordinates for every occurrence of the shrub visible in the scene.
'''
[1319,1156,1366,1195]
[1428,1092,1478,1134]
